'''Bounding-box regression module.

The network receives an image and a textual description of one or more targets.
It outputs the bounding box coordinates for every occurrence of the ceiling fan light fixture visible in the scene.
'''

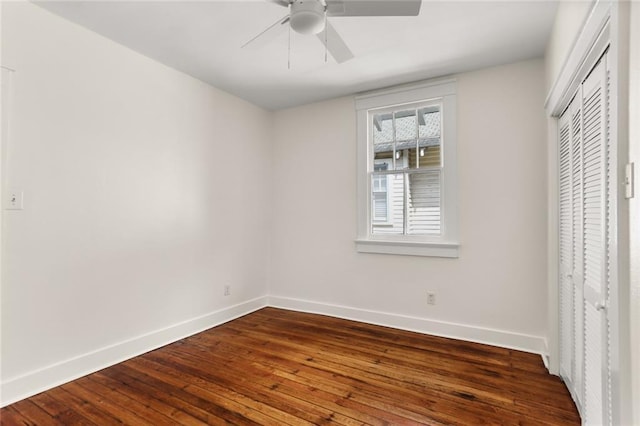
[289,0,325,35]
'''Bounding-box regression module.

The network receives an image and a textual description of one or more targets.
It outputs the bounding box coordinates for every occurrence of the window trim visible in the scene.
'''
[355,79,459,258]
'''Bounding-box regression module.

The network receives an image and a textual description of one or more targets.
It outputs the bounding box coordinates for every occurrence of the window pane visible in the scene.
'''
[371,172,404,234]
[373,160,390,192]
[373,113,393,143]
[417,108,441,168]
[407,171,441,234]
[369,103,444,236]
[370,171,442,235]
[372,172,386,192]
[394,110,417,141]
[394,110,415,170]
[372,113,394,162]
[419,108,440,138]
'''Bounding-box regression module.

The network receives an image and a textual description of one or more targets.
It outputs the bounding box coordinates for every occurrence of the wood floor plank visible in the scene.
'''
[123,357,310,426]
[0,307,580,425]
[45,387,121,426]
[62,379,155,426]
[29,392,96,425]
[0,406,35,425]
[135,353,365,426]
[10,400,59,426]
[77,376,178,426]
[152,345,392,425]
[104,365,242,425]
[89,371,208,425]
[172,336,496,425]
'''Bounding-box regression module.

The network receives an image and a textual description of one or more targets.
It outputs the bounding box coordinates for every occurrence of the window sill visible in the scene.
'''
[355,239,459,258]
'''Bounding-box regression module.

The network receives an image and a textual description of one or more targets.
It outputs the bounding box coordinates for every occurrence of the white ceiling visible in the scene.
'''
[35,0,558,110]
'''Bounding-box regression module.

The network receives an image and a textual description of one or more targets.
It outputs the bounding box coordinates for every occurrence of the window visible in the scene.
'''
[355,79,459,257]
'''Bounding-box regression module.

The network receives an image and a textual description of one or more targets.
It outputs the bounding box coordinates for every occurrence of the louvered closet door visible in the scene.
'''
[557,50,612,425]
[558,104,574,390]
[570,93,585,408]
[581,52,610,426]
[559,93,587,406]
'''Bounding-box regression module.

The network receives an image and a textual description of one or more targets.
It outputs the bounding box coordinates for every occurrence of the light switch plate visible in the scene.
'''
[625,163,635,200]
[6,189,24,210]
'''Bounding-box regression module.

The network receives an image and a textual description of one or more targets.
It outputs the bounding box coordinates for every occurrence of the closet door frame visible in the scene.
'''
[545,1,631,424]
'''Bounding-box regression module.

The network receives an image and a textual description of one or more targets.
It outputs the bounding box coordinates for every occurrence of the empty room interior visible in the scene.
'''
[1,0,639,424]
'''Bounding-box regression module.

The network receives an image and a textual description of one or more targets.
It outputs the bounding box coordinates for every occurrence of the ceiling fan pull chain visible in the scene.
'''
[288,18,291,70]
[324,10,328,63]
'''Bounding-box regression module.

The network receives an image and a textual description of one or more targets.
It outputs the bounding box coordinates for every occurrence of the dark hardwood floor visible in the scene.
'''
[1,307,580,425]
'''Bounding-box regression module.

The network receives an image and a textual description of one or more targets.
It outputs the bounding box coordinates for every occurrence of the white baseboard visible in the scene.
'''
[541,338,553,373]
[0,296,268,407]
[2,294,549,407]
[268,295,547,356]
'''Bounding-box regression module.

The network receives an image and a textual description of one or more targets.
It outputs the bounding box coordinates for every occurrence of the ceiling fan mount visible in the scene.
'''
[288,0,326,35]
[243,0,422,64]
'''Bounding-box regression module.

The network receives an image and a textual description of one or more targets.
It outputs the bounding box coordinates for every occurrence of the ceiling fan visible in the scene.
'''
[242,0,422,64]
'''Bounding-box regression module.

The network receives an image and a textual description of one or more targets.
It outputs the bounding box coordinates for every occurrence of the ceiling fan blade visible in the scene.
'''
[317,21,354,64]
[241,14,290,49]
[326,0,421,17]
[267,0,291,7]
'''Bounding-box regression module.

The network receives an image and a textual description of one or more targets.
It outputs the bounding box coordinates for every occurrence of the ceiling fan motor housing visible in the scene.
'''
[290,0,326,35]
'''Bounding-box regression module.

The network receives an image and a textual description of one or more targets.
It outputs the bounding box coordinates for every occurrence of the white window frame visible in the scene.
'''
[355,79,459,258]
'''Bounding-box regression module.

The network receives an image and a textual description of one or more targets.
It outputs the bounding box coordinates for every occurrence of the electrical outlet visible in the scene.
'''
[427,292,436,305]
[224,285,231,296]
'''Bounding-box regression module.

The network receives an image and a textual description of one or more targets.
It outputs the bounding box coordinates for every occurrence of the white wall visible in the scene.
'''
[545,0,593,92]
[1,2,271,405]
[270,59,548,353]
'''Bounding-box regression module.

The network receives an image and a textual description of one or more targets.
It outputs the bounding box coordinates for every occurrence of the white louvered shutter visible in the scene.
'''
[580,52,610,426]
[570,94,585,407]
[558,105,574,388]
